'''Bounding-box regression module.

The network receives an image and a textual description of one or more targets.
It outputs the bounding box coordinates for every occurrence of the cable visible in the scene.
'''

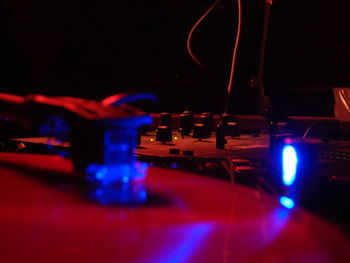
[302,120,339,140]
[223,0,242,114]
[302,122,319,139]
[187,0,221,75]
[220,158,235,185]
[187,0,243,114]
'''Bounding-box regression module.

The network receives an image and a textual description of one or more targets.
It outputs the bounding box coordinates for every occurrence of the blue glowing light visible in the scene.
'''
[279,196,295,209]
[282,145,298,186]
[86,162,149,186]
[96,172,104,180]
[170,163,179,169]
[89,183,148,205]
[38,116,69,140]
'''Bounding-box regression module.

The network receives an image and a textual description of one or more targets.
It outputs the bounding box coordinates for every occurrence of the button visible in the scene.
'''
[169,148,180,154]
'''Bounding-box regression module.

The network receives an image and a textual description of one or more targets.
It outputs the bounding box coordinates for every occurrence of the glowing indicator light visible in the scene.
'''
[174,136,178,140]
[86,162,148,186]
[170,163,178,169]
[96,172,104,180]
[150,138,154,142]
[122,176,129,183]
[282,145,298,186]
[280,196,295,209]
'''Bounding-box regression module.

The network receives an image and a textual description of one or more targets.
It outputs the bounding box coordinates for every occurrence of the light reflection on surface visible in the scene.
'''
[265,206,291,243]
[143,207,293,263]
[280,196,295,209]
[147,223,213,263]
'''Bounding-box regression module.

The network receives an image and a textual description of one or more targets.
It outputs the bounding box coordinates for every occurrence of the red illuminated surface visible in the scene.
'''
[0,153,349,263]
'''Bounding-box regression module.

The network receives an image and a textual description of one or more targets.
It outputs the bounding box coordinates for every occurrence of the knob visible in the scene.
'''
[156,125,172,143]
[183,110,194,115]
[225,122,240,137]
[180,111,194,135]
[160,112,172,128]
[222,113,236,125]
[193,123,209,139]
[200,112,213,137]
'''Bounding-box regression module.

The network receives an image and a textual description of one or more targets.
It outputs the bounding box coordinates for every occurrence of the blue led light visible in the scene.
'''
[89,183,148,205]
[279,196,295,209]
[282,145,298,186]
[96,172,104,180]
[86,162,148,186]
[170,163,178,169]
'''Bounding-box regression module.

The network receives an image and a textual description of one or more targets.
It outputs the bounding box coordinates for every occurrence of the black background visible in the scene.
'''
[0,0,349,115]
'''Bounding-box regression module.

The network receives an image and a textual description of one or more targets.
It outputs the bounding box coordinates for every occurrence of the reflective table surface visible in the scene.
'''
[0,153,349,263]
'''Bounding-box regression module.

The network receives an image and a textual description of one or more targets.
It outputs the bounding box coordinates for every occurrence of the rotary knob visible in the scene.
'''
[180,111,194,135]
[222,113,236,125]
[193,123,209,139]
[156,125,172,143]
[225,122,240,137]
[200,112,213,137]
[160,112,172,128]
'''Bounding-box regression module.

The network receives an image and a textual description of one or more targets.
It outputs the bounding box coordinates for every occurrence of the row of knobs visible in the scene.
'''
[155,112,240,143]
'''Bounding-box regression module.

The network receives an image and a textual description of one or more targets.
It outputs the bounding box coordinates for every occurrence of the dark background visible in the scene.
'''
[0,0,349,115]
